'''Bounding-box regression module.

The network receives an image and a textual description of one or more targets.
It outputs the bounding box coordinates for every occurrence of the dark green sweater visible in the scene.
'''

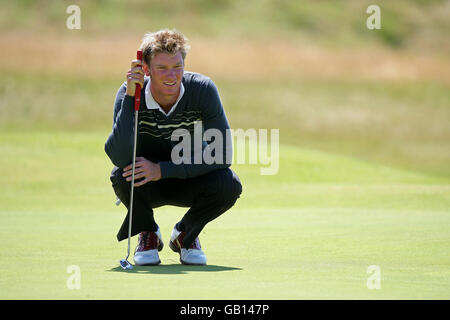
[104,71,232,179]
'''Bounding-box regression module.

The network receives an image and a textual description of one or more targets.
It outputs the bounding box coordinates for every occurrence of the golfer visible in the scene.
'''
[105,29,242,266]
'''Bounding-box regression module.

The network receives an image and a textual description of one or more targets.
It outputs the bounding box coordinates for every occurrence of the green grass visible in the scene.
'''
[2,69,449,178]
[1,0,449,300]
[2,0,449,52]
[0,130,448,299]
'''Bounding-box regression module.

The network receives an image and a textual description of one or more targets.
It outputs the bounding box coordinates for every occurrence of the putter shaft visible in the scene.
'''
[126,109,139,261]
[120,50,142,270]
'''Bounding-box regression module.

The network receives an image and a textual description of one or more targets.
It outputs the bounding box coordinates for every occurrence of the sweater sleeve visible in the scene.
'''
[104,82,136,168]
[159,79,232,179]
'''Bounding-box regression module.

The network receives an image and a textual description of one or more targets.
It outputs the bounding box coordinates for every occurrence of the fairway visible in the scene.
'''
[0,130,448,299]
[1,0,449,301]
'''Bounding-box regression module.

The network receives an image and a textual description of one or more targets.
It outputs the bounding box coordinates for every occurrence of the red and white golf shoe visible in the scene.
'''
[133,228,164,266]
[169,226,207,266]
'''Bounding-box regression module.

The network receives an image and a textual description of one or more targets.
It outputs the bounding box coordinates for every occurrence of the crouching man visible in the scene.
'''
[105,29,242,266]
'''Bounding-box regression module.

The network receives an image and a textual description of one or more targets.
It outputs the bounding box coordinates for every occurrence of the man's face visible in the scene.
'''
[147,51,184,100]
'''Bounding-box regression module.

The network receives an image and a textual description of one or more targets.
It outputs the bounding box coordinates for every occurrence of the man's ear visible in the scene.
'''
[143,63,150,76]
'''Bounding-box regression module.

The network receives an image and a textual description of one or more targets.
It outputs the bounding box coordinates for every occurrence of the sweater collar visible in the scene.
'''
[144,76,185,117]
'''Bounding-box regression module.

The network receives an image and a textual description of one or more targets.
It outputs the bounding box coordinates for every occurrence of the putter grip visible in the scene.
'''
[134,50,143,111]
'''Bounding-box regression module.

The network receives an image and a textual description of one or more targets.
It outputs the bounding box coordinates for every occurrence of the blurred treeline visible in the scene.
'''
[1,0,449,52]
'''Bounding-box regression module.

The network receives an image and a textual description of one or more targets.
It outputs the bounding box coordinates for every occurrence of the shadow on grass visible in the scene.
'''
[107,264,242,275]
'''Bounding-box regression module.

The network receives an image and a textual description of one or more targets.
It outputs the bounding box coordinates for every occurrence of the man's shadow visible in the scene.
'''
[107,264,242,275]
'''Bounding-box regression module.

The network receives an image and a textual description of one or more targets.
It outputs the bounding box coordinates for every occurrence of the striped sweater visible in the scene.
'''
[104,71,232,179]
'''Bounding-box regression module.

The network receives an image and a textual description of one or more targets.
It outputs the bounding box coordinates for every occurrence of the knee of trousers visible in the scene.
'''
[207,168,243,206]
[109,167,130,199]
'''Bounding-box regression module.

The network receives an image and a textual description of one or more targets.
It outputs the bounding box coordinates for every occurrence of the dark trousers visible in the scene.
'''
[110,166,242,249]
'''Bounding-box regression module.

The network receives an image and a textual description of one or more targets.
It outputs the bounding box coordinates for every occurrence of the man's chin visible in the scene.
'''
[162,86,180,96]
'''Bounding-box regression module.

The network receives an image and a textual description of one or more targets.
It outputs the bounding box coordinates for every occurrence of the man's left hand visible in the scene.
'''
[122,157,162,186]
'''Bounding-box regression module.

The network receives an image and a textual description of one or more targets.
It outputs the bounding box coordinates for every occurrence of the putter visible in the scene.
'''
[120,50,143,270]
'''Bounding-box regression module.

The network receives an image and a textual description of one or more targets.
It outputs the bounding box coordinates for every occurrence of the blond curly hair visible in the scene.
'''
[140,29,190,66]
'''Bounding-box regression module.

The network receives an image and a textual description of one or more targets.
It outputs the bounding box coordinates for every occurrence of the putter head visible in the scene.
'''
[119,259,133,270]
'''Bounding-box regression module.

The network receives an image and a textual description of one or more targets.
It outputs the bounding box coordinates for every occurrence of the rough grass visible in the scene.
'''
[1,66,449,178]
[1,33,449,82]
[1,0,449,52]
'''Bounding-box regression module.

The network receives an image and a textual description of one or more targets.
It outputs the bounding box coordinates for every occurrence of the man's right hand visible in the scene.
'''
[126,59,145,96]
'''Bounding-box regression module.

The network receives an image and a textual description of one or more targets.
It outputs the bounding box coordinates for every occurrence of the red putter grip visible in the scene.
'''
[134,50,143,111]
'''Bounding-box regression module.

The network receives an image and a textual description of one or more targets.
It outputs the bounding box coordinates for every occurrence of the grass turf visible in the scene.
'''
[0,130,448,299]
[1,0,449,301]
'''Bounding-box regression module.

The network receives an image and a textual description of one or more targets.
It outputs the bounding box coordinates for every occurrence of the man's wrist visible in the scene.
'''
[155,162,162,180]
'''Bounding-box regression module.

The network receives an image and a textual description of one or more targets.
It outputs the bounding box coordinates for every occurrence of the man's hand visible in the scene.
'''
[122,157,162,186]
[126,59,145,96]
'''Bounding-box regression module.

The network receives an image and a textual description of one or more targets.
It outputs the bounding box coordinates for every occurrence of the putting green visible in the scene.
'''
[0,130,449,299]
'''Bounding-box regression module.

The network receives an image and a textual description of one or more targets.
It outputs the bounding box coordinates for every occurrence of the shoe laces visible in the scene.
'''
[139,231,157,251]
[190,237,201,250]
[177,232,201,250]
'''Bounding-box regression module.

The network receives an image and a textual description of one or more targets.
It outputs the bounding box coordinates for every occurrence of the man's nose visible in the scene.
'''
[167,69,176,78]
